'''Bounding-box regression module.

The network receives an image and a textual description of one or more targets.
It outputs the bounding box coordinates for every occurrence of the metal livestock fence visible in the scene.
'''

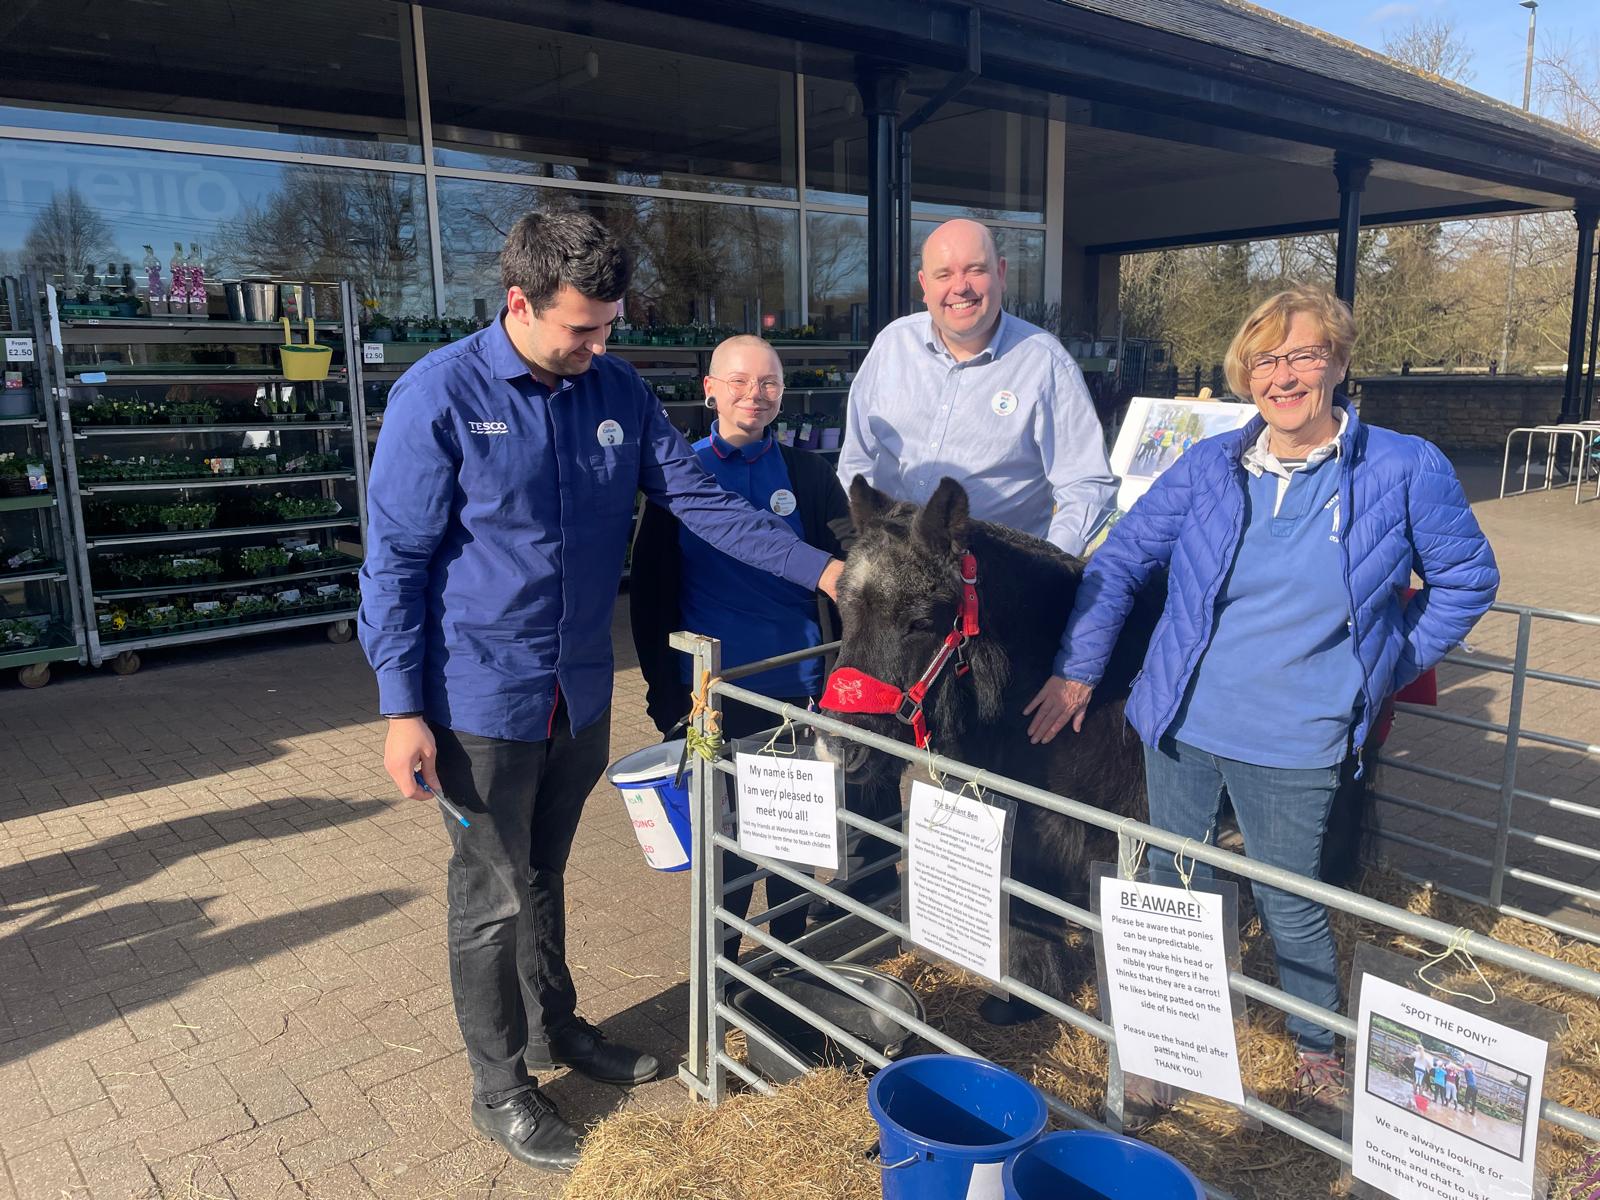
[667,628,1600,1200]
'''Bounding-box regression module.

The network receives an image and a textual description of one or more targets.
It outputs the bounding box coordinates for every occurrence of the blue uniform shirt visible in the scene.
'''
[678,425,823,699]
[358,317,831,742]
[1168,455,1365,768]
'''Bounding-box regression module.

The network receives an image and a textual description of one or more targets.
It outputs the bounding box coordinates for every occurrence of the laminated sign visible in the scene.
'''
[1352,974,1548,1200]
[733,751,840,870]
[1096,875,1244,1105]
[906,781,1011,985]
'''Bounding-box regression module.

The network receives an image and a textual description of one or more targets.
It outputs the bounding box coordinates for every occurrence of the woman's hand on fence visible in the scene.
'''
[1024,677,1093,744]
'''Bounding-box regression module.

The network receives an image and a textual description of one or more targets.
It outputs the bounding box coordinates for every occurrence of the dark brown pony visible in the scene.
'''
[822,477,1161,1022]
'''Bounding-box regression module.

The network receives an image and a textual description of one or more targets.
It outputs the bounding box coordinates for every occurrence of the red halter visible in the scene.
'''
[819,551,980,749]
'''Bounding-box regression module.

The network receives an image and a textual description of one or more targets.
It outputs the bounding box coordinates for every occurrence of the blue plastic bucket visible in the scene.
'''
[868,1054,1049,1200]
[1003,1131,1205,1200]
[608,740,692,872]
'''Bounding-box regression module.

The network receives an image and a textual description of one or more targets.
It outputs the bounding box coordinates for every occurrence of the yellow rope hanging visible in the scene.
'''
[684,670,724,762]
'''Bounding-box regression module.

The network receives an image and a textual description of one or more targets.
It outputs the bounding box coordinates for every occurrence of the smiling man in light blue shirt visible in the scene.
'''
[836,219,1116,556]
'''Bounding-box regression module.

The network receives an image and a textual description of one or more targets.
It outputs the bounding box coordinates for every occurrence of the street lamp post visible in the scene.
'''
[1499,0,1538,372]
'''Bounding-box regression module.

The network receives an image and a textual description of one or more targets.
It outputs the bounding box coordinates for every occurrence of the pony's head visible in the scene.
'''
[818,476,1010,780]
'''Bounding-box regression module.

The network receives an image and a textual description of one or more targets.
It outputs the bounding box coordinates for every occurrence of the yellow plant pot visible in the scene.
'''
[279,317,332,382]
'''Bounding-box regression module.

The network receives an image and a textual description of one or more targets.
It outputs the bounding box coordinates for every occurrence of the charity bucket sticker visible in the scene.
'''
[991,390,1018,416]
[597,418,625,446]
[770,488,797,516]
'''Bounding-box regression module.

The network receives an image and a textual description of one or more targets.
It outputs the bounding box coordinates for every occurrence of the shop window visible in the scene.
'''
[424,11,796,197]
[804,78,1047,221]
[807,215,1044,341]
[0,138,432,315]
[0,0,421,161]
[437,179,800,330]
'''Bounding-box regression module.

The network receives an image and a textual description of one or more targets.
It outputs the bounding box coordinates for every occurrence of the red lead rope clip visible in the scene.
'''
[820,550,980,750]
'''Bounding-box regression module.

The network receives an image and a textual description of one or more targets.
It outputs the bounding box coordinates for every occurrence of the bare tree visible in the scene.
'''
[21,188,117,281]
[1382,17,1475,85]
[1537,34,1600,141]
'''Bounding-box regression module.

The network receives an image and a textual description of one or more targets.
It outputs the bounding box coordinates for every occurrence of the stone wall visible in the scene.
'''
[1354,376,1567,452]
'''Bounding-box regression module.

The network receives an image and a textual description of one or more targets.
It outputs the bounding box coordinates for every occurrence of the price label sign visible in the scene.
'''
[4,338,34,362]
[362,342,385,364]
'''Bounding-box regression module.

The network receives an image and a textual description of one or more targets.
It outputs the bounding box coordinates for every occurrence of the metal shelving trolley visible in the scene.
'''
[0,276,87,687]
[40,280,370,676]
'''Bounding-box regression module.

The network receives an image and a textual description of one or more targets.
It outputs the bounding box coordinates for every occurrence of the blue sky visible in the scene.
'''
[1256,1,1599,111]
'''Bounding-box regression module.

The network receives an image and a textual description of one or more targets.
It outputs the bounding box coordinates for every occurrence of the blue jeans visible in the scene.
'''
[1142,738,1343,1053]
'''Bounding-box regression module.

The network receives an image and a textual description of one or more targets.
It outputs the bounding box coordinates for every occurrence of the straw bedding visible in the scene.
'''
[564,869,1599,1200]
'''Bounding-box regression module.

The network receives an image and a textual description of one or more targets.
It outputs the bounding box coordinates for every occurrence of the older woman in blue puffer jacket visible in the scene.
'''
[1025,284,1498,1130]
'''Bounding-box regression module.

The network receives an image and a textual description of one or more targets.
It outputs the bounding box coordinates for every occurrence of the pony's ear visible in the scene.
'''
[849,476,895,529]
[914,477,971,554]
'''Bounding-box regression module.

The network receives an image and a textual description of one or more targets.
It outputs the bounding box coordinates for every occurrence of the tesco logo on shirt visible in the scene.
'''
[467,420,510,435]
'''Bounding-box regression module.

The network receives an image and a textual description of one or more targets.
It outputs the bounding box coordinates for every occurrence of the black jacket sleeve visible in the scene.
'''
[628,499,693,736]
[779,443,850,653]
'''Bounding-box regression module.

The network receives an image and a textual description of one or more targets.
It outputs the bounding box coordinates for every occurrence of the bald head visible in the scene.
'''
[704,334,784,448]
[709,333,780,379]
[920,219,998,272]
[919,219,1007,360]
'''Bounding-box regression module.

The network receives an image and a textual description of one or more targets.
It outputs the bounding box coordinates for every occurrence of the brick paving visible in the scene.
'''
[0,611,678,1199]
[1,476,1596,1199]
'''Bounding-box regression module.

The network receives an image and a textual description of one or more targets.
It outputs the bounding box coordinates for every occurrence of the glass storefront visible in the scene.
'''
[425,11,797,198]
[0,138,432,314]
[0,3,1050,325]
[438,179,801,329]
[0,0,421,160]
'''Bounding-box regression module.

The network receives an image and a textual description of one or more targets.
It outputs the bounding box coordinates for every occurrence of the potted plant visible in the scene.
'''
[239,546,291,577]
[157,502,218,532]
[365,308,395,343]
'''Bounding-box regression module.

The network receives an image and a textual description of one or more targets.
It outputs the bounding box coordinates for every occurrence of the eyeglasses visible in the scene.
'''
[1247,346,1331,379]
[708,374,784,400]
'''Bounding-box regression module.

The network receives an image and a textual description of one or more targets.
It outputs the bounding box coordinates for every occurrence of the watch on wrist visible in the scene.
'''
[383,711,423,720]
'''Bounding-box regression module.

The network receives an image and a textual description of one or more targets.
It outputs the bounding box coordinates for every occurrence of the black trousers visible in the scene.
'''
[430,702,611,1105]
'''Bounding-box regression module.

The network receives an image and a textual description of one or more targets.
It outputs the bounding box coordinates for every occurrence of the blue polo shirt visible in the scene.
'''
[678,425,823,699]
[358,317,831,742]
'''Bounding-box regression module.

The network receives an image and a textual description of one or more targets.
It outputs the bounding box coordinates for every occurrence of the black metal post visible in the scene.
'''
[1333,154,1372,308]
[896,129,913,316]
[1559,204,1598,424]
[857,63,906,339]
[1583,251,1599,422]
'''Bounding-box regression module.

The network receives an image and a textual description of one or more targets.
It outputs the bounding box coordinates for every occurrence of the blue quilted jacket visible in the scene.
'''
[1055,400,1499,752]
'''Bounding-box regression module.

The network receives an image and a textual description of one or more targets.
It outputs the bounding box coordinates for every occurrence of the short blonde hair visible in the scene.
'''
[1224,284,1356,398]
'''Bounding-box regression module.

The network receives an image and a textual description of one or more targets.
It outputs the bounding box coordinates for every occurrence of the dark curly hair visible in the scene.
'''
[500,211,632,313]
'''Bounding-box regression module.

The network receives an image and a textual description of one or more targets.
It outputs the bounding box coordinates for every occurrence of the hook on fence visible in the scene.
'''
[1416,926,1498,1006]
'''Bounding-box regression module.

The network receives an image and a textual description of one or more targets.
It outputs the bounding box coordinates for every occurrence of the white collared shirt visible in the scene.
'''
[1241,408,1348,516]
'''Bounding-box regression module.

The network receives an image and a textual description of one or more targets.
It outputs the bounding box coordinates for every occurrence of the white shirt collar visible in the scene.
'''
[923,310,1007,364]
[1242,407,1348,480]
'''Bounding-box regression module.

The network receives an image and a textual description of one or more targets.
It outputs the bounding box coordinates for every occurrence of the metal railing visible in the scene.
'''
[1370,601,1600,945]
[669,629,1600,1199]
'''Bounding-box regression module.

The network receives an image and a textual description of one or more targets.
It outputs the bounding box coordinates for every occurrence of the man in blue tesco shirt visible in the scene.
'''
[359,213,843,1173]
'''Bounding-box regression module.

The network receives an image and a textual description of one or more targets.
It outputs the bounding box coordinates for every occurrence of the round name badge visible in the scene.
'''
[770,488,798,516]
[992,389,1019,416]
[596,419,624,446]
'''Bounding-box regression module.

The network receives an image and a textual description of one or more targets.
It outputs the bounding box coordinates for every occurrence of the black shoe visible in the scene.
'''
[526,1017,661,1086]
[471,1090,582,1171]
[977,994,1043,1026]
